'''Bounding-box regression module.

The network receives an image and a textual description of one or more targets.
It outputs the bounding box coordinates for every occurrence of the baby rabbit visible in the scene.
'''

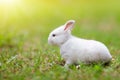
[48,20,112,68]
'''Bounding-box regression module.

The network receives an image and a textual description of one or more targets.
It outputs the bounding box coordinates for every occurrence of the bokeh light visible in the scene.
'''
[0,0,120,46]
[0,0,18,5]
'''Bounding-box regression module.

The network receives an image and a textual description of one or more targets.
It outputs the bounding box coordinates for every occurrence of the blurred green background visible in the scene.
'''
[0,0,120,47]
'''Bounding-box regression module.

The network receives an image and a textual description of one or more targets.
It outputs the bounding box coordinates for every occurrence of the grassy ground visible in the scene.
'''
[0,0,120,80]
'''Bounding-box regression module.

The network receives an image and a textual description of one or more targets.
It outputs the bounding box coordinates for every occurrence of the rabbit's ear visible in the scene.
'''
[64,20,75,31]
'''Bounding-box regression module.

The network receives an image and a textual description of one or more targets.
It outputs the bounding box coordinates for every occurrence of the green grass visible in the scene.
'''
[0,0,120,80]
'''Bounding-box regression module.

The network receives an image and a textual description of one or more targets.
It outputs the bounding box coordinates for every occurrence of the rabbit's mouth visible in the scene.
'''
[48,40,57,46]
[48,40,52,45]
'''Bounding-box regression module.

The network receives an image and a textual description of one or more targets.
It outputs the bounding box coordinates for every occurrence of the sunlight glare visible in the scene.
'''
[0,0,19,6]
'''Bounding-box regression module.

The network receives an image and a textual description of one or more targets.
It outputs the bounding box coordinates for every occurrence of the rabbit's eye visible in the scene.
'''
[52,34,56,37]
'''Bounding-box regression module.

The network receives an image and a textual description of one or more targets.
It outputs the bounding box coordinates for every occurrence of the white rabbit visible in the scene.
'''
[48,20,112,68]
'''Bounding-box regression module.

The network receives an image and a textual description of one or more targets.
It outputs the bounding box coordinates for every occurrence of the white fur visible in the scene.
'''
[48,20,112,68]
